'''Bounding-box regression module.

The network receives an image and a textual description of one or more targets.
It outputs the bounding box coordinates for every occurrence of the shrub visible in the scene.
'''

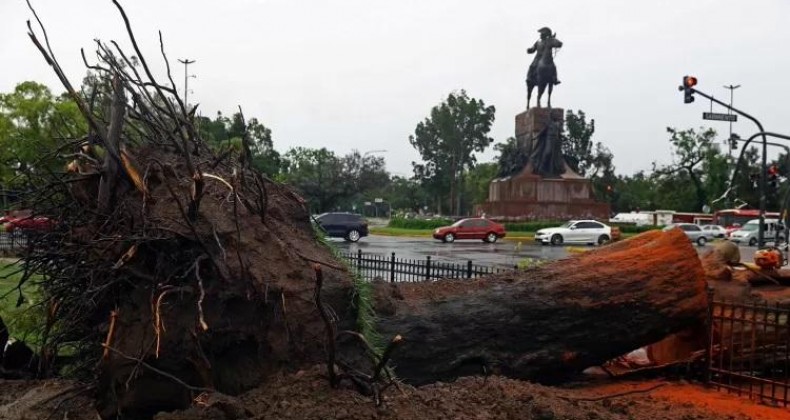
[388,217,454,229]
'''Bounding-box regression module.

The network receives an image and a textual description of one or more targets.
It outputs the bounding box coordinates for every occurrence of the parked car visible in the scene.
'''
[729,218,784,246]
[534,220,612,246]
[1,210,54,233]
[432,218,506,243]
[314,212,368,242]
[701,224,727,239]
[662,223,710,246]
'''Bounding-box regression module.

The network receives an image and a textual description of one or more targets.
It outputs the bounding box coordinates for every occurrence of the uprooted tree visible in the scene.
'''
[14,2,709,418]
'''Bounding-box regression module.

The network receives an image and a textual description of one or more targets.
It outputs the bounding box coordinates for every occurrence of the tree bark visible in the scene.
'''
[371,229,708,384]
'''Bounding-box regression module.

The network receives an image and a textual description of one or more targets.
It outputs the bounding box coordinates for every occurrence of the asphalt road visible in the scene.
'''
[331,235,760,267]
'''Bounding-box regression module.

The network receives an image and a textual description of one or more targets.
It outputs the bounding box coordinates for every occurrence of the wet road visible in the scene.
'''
[331,235,760,267]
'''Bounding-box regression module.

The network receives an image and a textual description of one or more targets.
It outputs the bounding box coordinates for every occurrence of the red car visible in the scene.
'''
[1,211,54,233]
[432,218,507,243]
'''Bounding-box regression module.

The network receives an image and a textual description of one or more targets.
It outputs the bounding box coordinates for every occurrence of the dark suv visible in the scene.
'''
[314,212,368,242]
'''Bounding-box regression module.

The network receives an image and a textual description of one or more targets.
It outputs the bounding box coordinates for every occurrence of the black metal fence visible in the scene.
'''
[339,250,516,282]
[0,231,27,254]
[707,293,790,407]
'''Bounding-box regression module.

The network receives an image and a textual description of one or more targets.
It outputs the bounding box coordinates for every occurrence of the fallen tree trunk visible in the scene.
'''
[372,229,709,384]
[20,3,710,417]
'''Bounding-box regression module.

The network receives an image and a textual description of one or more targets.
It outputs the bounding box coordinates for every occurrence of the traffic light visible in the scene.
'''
[768,165,779,190]
[729,133,740,150]
[680,75,697,103]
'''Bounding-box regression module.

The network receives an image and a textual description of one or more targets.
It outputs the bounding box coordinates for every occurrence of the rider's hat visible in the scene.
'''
[538,27,552,35]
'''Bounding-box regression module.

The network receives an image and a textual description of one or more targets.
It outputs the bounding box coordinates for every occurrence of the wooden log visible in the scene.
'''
[372,229,708,384]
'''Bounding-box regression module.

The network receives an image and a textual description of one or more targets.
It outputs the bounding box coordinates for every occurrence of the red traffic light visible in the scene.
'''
[684,76,698,88]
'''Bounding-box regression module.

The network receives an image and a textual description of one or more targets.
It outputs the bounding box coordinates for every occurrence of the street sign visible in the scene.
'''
[374,198,384,203]
[703,112,737,122]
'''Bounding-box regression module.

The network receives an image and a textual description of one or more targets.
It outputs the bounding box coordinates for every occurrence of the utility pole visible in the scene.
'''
[723,84,741,159]
[178,58,196,105]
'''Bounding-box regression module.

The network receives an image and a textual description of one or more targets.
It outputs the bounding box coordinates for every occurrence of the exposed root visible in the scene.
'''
[101,309,119,361]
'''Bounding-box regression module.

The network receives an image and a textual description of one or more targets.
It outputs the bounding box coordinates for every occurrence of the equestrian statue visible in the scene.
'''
[526,27,562,109]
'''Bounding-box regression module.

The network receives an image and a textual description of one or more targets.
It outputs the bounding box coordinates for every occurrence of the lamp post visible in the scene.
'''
[723,84,741,159]
[178,58,196,105]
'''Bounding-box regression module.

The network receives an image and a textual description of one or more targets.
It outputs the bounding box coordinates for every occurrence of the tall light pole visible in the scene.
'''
[178,58,196,105]
[724,84,741,158]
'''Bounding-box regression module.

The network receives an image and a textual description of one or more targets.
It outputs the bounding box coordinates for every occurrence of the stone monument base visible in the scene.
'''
[477,166,609,220]
[478,107,610,221]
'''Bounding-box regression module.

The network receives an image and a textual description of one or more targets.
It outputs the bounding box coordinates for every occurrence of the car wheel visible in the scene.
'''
[749,237,757,247]
[696,236,707,246]
[550,234,563,246]
[346,229,361,242]
[444,233,455,243]
[484,232,498,243]
[597,235,610,246]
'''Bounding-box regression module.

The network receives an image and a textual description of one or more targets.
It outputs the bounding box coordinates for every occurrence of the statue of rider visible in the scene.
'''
[526,27,562,86]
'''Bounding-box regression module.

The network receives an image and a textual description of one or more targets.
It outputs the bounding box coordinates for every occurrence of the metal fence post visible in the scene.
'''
[357,249,362,275]
[425,256,431,281]
[466,260,473,278]
[390,252,396,283]
[704,287,715,385]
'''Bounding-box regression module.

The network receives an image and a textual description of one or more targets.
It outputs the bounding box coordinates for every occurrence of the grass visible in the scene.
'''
[0,259,45,346]
[315,229,383,352]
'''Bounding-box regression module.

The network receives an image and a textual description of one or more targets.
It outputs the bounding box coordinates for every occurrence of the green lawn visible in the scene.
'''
[0,259,44,345]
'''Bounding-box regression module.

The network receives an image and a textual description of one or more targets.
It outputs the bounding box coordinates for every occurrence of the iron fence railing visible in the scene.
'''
[707,292,790,407]
[339,250,516,282]
[0,231,28,254]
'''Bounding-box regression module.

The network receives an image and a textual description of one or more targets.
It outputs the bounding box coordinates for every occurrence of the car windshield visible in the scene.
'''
[559,222,573,228]
[741,223,759,232]
[451,219,467,227]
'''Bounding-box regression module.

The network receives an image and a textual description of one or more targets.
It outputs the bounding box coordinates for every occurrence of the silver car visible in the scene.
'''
[663,223,711,246]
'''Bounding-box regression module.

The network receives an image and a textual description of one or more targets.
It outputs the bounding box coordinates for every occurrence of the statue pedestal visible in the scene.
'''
[516,108,564,154]
[477,107,610,220]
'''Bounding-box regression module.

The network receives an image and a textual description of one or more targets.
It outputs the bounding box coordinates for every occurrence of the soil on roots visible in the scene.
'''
[3,367,789,420]
[31,147,359,417]
[149,365,787,420]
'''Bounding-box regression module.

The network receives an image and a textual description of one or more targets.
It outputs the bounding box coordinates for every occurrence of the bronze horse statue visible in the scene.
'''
[526,28,562,109]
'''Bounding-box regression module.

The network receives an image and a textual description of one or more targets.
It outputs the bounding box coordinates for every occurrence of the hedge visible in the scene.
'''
[388,217,454,230]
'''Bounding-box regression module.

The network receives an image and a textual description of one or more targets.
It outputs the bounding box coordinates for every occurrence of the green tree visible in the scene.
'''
[561,110,596,176]
[0,81,86,186]
[653,127,720,212]
[494,137,527,178]
[384,176,427,213]
[463,162,498,210]
[409,90,496,215]
[197,110,284,176]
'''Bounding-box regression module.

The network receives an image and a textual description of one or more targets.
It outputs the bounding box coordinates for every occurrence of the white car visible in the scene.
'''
[701,225,727,239]
[534,220,612,246]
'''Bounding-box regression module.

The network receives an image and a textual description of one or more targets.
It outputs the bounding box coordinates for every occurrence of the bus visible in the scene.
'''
[671,212,713,225]
[712,208,781,234]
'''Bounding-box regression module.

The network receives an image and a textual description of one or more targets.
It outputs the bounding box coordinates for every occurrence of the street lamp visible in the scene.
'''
[724,84,741,158]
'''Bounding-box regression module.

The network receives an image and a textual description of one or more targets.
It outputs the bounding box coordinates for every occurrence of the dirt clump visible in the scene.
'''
[152,365,785,420]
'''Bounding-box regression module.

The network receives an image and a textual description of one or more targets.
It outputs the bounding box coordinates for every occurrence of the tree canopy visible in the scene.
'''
[409,90,496,215]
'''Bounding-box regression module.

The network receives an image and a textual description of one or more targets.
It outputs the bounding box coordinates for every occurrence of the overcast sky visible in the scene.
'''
[2,0,789,177]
